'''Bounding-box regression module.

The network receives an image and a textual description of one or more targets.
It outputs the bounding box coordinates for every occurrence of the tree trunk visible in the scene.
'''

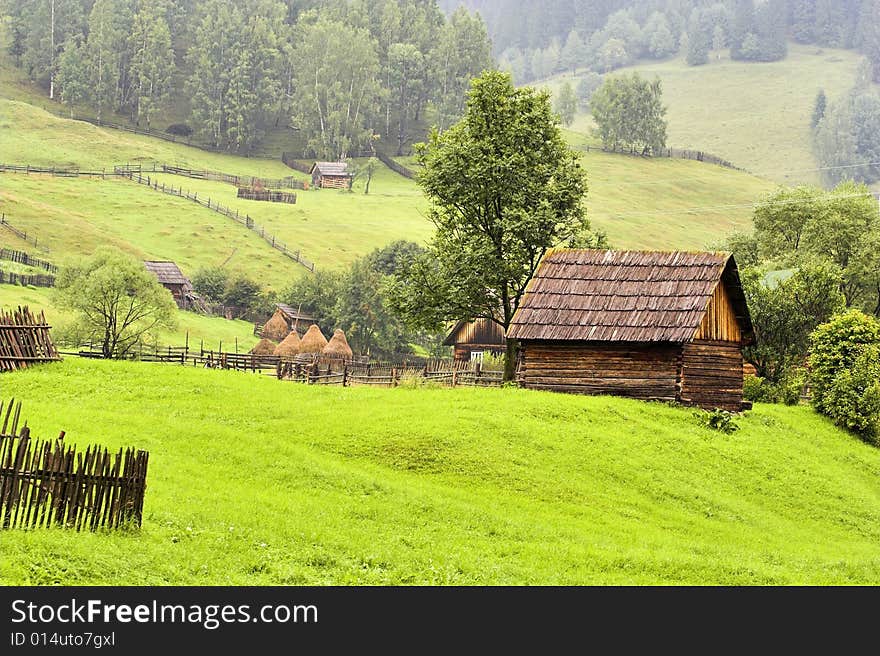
[503,337,518,383]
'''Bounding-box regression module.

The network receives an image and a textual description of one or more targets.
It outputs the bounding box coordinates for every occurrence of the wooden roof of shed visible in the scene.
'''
[310,162,352,177]
[276,303,317,323]
[507,249,753,343]
[144,261,190,287]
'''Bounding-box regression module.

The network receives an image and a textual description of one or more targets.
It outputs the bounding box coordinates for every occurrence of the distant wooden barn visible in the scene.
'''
[444,318,506,362]
[508,249,754,411]
[144,261,192,309]
[310,162,353,189]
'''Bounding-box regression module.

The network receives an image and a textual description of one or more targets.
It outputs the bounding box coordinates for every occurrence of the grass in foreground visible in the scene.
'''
[2,358,878,585]
[0,284,259,351]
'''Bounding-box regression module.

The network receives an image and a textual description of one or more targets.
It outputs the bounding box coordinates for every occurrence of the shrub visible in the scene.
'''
[166,123,193,137]
[743,369,805,406]
[821,346,880,442]
[743,375,771,403]
[696,409,740,434]
[809,310,880,415]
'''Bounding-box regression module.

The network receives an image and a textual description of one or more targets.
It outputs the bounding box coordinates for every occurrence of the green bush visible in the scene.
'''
[743,370,805,406]
[809,310,880,414]
[696,409,740,434]
[821,346,880,442]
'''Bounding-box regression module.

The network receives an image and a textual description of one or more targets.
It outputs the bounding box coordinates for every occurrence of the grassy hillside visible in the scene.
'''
[542,43,868,185]
[2,94,778,273]
[2,358,879,585]
[0,284,260,351]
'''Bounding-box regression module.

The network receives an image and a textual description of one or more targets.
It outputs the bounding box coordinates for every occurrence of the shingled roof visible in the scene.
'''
[144,261,191,288]
[310,162,352,177]
[507,249,753,343]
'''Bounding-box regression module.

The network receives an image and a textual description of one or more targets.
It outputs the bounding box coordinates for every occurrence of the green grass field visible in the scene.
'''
[0,284,259,351]
[542,43,869,184]
[2,358,878,585]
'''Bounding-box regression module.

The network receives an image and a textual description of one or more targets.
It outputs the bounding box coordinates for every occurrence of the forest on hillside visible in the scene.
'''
[1,0,494,157]
[440,0,880,84]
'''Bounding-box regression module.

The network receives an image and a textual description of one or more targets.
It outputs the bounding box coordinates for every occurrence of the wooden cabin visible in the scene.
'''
[310,162,353,189]
[507,249,754,411]
[444,318,507,363]
[144,261,193,309]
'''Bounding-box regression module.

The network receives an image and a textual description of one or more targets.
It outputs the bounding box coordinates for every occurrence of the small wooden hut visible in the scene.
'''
[275,303,317,334]
[323,329,353,360]
[310,162,353,189]
[144,261,192,309]
[443,318,507,362]
[508,249,754,411]
[298,324,329,354]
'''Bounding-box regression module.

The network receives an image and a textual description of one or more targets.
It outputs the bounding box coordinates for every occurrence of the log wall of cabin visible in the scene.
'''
[518,342,681,401]
[679,340,744,412]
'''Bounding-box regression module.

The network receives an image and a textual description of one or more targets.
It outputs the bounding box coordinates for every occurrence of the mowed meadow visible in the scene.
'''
[2,359,879,585]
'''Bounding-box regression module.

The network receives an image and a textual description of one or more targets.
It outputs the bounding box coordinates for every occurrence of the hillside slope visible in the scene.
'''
[542,43,868,185]
[2,358,879,585]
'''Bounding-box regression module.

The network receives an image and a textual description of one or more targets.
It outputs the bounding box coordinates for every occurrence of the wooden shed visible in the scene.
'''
[310,162,353,189]
[144,261,193,309]
[443,318,507,362]
[275,303,317,334]
[507,249,754,411]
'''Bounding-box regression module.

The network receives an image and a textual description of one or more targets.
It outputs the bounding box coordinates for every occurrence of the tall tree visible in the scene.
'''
[388,42,426,155]
[388,72,595,381]
[811,89,827,128]
[55,35,90,109]
[554,81,578,126]
[19,0,85,98]
[429,7,494,131]
[857,0,880,83]
[729,0,755,60]
[129,0,175,129]
[560,30,586,72]
[86,0,134,120]
[290,14,383,160]
[590,72,668,154]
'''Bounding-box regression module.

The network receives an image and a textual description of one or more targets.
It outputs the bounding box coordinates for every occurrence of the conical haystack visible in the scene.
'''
[323,329,353,359]
[262,309,290,342]
[298,324,328,354]
[250,338,277,355]
[274,330,302,356]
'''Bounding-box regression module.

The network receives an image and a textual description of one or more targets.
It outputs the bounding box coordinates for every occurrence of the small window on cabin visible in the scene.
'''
[470,351,484,363]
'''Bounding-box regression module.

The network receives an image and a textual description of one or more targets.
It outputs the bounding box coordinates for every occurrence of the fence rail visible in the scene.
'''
[375,151,417,179]
[581,144,745,172]
[0,398,148,531]
[237,188,297,204]
[281,153,313,174]
[0,246,57,273]
[0,271,55,287]
[0,214,46,251]
[119,164,306,190]
[114,168,316,273]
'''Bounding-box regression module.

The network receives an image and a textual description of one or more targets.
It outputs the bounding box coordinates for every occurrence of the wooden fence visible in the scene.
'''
[114,168,316,273]
[237,188,297,204]
[0,214,46,251]
[0,247,57,273]
[0,271,55,287]
[0,398,149,531]
[129,164,306,190]
[580,144,745,172]
[281,153,313,174]
[375,150,417,179]
[0,307,60,371]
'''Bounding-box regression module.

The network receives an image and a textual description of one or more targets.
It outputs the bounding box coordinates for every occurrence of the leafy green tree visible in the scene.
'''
[429,7,494,131]
[742,263,845,382]
[387,71,593,381]
[753,185,825,259]
[686,10,710,67]
[223,276,262,315]
[86,0,133,120]
[129,0,174,129]
[17,0,85,99]
[560,30,586,72]
[55,35,90,109]
[554,81,578,127]
[367,240,424,276]
[599,38,629,72]
[225,3,285,152]
[388,42,425,155]
[643,12,676,59]
[729,0,756,60]
[590,72,667,154]
[191,266,230,303]
[575,72,602,109]
[285,269,345,335]
[54,247,177,358]
[291,14,383,160]
[857,1,880,83]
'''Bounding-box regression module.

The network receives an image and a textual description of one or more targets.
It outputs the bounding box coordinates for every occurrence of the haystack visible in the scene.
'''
[262,309,290,342]
[250,338,277,355]
[323,329,353,359]
[274,330,301,356]
[298,324,328,354]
